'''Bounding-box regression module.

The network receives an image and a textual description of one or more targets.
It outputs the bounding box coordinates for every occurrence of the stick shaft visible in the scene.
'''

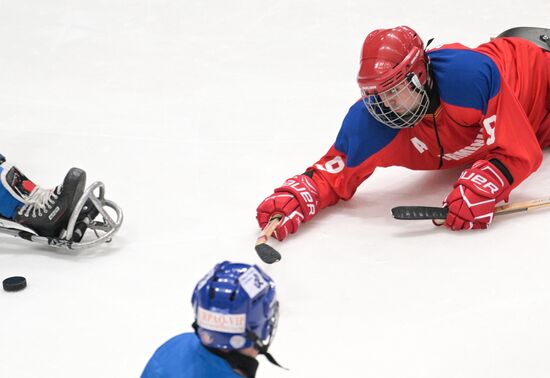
[493,197,550,215]
[255,215,282,246]
[434,197,550,225]
[255,215,283,264]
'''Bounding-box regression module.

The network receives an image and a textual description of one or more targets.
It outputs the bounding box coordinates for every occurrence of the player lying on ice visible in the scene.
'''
[257,25,550,238]
[0,154,123,249]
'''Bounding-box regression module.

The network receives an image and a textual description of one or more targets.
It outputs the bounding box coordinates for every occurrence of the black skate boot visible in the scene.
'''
[13,168,86,238]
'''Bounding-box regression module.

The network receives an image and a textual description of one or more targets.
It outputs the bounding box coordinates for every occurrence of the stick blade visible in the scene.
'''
[255,243,281,264]
[391,206,448,220]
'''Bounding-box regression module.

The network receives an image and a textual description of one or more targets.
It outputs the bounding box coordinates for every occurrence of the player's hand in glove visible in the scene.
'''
[256,175,319,241]
[443,160,511,230]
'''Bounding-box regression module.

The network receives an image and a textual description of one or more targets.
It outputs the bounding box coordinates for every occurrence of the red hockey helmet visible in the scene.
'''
[357,26,431,129]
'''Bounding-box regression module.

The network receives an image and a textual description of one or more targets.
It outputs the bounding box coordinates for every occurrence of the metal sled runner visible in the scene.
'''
[496,27,550,52]
[0,181,123,250]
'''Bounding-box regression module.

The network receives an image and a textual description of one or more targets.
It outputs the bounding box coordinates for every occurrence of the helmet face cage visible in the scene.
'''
[361,73,429,129]
[192,262,279,351]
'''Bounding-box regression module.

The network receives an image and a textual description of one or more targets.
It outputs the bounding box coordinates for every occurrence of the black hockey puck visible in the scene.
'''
[3,276,27,292]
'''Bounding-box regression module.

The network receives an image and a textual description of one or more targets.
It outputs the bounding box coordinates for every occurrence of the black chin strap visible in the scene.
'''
[423,62,444,170]
[206,347,259,378]
[258,347,287,370]
[425,37,435,50]
[192,322,289,371]
[246,330,289,370]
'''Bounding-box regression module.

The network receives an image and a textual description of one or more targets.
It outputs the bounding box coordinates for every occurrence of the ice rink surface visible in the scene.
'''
[1,1,550,377]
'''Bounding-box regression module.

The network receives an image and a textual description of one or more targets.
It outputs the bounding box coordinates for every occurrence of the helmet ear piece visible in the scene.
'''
[410,73,422,90]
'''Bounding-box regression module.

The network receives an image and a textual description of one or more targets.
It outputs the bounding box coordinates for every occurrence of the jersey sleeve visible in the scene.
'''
[306,100,401,209]
[482,82,543,189]
[141,355,162,378]
[431,43,545,190]
[478,39,547,189]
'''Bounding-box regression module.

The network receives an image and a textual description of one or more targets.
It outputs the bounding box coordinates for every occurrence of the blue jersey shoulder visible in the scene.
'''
[334,100,399,168]
[141,332,241,378]
[428,47,501,114]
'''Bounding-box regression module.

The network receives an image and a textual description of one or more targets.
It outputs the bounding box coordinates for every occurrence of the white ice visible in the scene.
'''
[1,1,550,377]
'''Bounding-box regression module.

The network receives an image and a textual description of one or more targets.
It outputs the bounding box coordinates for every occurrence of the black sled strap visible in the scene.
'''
[496,27,550,52]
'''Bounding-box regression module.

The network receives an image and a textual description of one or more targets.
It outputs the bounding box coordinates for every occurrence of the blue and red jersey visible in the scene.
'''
[308,37,550,210]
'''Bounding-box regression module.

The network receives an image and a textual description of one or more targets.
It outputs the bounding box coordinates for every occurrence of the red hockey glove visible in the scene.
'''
[256,175,319,241]
[443,160,510,230]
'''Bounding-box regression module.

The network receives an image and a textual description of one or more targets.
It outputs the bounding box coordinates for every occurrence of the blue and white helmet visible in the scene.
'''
[192,261,279,351]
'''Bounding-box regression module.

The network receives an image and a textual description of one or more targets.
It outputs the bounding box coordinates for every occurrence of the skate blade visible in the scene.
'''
[0,218,37,235]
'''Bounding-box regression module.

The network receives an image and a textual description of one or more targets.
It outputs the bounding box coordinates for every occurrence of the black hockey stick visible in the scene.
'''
[392,197,550,224]
[255,215,283,264]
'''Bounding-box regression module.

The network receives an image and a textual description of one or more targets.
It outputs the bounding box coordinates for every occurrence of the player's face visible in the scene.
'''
[360,72,430,129]
[379,81,422,115]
